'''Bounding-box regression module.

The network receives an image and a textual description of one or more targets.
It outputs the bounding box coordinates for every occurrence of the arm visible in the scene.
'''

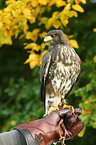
[15,108,84,145]
[0,108,84,145]
[0,130,26,145]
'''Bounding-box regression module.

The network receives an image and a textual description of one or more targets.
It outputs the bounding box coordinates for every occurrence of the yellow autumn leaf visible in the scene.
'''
[93,55,96,63]
[53,20,61,28]
[93,28,96,32]
[68,10,78,18]
[45,11,59,29]
[39,31,47,39]
[48,0,55,6]
[75,0,81,4]
[82,109,91,115]
[29,16,36,24]
[60,15,69,27]
[4,29,12,37]
[67,0,74,3]
[39,17,48,26]
[72,4,84,13]
[31,0,38,7]
[26,29,40,41]
[6,0,16,5]
[4,36,12,45]
[63,19,69,27]
[40,43,46,51]
[75,0,86,4]
[24,53,40,68]
[41,50,48,58]
[0,22,3,29]
[38,0,48,5]
[30,59,39,68]
[52,11,60,18]
[24,53,38,63]
[45,18,54,29]
[59,4,71,26]
[26,32,33,39]
[12,9,21,17]
[31,28,40,41]
[69,39,79,48]
[23,8,32,19]
[62,3,71,13]
[24,43,36,49]
[81,0,86,4]
[78,126,86,137]
[55,0,66,7]
[3,14,11,25]
[84,101,90,104]
[19,34,25,39]
[11,120,16,126]
[24,43,40,51]
[39,50,48,65]
[0,10,3,14]
[32,28,41,34]
[67,34,74,39]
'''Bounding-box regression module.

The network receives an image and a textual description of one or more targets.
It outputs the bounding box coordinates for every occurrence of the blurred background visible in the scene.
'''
[0,0,96,144]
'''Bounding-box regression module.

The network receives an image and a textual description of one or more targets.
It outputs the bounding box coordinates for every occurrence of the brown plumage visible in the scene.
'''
[40,30,81,113]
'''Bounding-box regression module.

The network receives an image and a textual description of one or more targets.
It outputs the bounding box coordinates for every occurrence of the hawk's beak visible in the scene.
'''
[44,36,53,43]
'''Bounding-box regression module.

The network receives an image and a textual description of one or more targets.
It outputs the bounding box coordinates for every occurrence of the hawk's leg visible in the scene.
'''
[61,98,67,105]
[48,96,54,107]
[45,94,56,115]
[58,98,67,109]
[58,98,74,112]
[46,95,61,114]
[47,95,56,114]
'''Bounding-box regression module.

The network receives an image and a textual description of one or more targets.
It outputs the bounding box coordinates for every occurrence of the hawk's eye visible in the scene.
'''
[52,34,55,37]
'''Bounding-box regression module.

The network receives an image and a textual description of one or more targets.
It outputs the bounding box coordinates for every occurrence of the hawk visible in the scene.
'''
[40,30,81,114]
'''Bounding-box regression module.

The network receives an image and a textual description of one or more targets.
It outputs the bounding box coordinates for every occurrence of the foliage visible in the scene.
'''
[0,0,86,69]
[0,0,96,144]
[66,4,96,131]
[0,66,44,132]
[74,60,96,128]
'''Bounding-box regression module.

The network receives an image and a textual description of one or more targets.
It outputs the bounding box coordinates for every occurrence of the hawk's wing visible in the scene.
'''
[40,51,52,103]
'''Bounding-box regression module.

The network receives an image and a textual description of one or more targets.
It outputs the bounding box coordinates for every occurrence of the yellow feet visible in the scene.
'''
[44,98,74,117]
[62,104,75,112]
[44,106,57,117]
[48,106,57,114]
[58,98,74,112]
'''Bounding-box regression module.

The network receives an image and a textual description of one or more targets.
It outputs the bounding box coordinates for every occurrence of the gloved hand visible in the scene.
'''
[15,108,84,145]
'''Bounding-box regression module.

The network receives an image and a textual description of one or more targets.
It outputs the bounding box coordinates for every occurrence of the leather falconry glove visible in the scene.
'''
[15,108,84,145]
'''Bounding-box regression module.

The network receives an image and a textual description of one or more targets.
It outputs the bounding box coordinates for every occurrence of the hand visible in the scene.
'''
[15,108,84,145]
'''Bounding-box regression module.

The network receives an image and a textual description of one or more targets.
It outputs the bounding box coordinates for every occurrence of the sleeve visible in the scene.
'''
[0,130,26,145]
[0,130,38,145]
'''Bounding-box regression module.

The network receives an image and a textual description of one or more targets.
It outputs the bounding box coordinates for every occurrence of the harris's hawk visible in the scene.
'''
[40,30,81,113]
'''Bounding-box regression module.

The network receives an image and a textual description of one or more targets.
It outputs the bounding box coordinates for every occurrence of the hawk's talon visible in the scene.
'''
[62,104,75,112]
[61,98,67,106]
[43,113,48,117]
[58,102,63,108]
[48,106,57,114]
[70,106,75,112]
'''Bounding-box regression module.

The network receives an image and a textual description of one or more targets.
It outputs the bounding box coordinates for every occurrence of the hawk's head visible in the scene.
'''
[44,30,69,45]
